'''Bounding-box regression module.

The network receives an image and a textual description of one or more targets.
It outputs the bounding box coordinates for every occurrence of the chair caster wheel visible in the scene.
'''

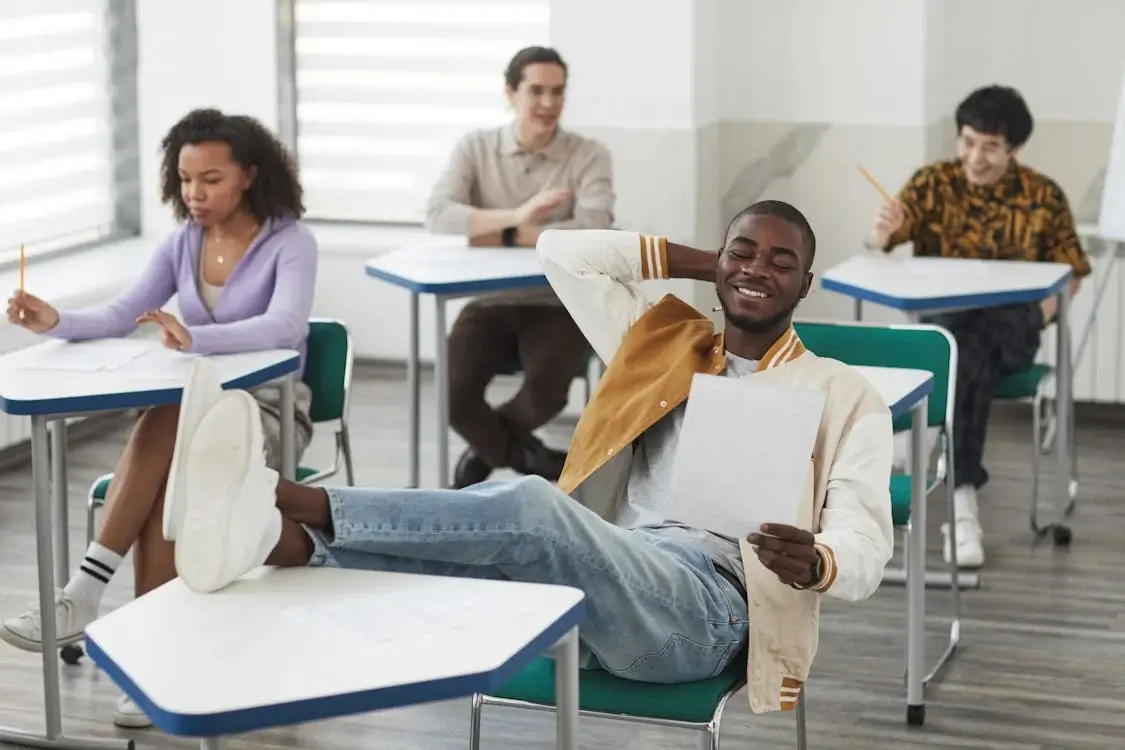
[60,643,84,665]
[1052,525,1072,546]
[906,704,925,726]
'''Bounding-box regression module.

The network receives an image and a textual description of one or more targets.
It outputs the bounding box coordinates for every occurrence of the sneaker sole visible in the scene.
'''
[174,391,264,593]
[164,357,223,541]
[0,623,84,653]
[113,710,153,729]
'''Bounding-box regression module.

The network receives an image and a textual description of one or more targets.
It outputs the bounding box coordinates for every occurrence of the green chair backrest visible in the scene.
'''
[794,320,955,433]
[302,318,352,424]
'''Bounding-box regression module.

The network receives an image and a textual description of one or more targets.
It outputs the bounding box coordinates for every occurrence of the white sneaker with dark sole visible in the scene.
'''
[172,389,280,593]
[163,357,223,541]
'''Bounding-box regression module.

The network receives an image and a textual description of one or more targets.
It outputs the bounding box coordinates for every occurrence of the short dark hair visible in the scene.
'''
[160,108,305,223]
[725,200,817,270]
[504,46,567,90]
[955,85,1034,149]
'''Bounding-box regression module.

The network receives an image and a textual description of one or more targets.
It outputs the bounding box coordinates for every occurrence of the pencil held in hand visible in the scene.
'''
[857,166,892,202]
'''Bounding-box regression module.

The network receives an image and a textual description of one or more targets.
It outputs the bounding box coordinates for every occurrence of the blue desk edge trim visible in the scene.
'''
[365,265,548,295]
[0,355,300,416]
[889,375,934,421]
[821,274,1069,311]
[86,595,587,737]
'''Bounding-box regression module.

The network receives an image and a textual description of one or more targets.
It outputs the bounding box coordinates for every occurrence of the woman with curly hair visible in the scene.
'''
[0,108,318,727]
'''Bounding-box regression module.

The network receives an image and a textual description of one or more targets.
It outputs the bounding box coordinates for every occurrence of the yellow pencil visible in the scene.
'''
[857,166,892,202]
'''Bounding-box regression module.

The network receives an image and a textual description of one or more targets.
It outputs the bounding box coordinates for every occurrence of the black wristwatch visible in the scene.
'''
[792,552,823,591]
[501,226,518,247]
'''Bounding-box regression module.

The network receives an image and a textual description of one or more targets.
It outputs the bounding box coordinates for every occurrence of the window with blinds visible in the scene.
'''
[290,0,550,224]
[0,0,138,264]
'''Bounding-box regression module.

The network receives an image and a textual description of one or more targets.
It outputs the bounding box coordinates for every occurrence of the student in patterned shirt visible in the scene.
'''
[863,85,1091,570]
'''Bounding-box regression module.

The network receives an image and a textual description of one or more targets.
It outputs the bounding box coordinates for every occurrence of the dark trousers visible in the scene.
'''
[447,301,590,469]
[922,302,1044,489]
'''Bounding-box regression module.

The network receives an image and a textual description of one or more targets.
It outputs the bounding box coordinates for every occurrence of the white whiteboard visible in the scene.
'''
[1098,67,1125,242]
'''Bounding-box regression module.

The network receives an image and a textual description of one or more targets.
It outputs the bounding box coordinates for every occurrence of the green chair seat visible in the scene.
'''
[889,473,942,526]
[89,466,322,504]
[993,364,1051,400]
[490,656,744,724]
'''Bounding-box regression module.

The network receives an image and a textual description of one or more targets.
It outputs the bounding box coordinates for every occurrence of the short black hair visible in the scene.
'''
[955,85,1034,149]
[725,200,816,270]
[504,46,567,90]
[160,108,305,223]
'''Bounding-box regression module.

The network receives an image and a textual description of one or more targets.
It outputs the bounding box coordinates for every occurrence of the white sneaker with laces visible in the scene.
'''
[0,592,96,652]
[164,357,224,541]
[172,388,281,593]
[114,693,152,729]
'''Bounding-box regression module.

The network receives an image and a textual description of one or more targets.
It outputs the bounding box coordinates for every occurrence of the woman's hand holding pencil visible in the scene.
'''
[7,290,59,333]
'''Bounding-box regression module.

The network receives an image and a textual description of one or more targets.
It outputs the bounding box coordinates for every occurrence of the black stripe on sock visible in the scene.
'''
[84,557,115,576]
[80,563,112,584]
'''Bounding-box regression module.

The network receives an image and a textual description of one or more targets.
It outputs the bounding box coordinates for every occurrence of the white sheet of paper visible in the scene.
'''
[663,374,825,539]
[15,339,155,373]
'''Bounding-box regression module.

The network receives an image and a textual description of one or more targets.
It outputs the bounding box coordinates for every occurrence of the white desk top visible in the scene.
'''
[853,365,933,420]
[0,338,299,416]
[365,244,547,296]
[84,567,585,737]
[820,255,1071,312]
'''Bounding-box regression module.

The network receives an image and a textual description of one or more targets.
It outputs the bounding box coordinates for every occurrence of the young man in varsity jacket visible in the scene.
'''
[145,199,895,715]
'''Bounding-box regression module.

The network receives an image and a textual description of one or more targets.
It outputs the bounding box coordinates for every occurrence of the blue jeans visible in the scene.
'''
[305,475,748,683]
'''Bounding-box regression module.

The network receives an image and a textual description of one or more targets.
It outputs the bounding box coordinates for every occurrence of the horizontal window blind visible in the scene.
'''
[0,0,125,263]
[292,0,550,223]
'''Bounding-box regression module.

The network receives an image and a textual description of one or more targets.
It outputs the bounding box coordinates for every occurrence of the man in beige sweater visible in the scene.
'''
[424,46,615,488]
[154,200,894,717]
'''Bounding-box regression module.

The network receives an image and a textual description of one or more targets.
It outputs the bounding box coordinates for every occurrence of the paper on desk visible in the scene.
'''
[663,374,825,538]
[15,339,155,373]
[903,257,989,275]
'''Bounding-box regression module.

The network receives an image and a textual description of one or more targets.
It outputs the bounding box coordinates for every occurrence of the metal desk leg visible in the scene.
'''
[408,291,420,488]
[279,375,296,482]
[0,416,131,750]
[1047,284,1074,546]
[905,397,927,727]
[551,628,580,750]
[49,421,69,588]
[434,295,450,490]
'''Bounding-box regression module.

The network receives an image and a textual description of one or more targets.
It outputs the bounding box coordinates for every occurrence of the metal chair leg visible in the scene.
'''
[1029,389,1044,533]
[795,689,808,750]
[339,427,356,486]
[468,693,483,750]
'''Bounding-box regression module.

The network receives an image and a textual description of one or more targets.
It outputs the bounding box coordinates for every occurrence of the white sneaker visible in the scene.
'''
[164,357,223,541]
[173,389,281,593]
[0,592,96,652]
[114,693,152,729]
[942,486,985,569]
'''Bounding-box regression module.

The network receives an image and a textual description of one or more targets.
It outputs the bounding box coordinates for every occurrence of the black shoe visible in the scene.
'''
[453,448,493,489]
[519,442,568,483]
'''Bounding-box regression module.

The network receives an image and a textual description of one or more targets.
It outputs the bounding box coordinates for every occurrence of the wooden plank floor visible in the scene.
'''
[2,362,1124,749]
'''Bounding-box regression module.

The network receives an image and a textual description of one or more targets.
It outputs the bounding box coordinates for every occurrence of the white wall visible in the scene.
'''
[719,0,927,125]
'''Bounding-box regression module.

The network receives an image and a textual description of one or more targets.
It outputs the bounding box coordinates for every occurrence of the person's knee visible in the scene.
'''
[132,404,180,441]
[501,475,573,526]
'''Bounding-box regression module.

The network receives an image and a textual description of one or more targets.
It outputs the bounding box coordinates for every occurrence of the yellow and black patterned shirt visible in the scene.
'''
[884,159,1091,278]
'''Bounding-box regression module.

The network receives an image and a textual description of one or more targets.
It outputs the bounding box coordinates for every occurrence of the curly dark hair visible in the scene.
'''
[160,108,305,222]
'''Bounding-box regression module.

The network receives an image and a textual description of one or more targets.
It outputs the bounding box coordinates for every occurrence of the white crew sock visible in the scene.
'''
[62,542,123,611]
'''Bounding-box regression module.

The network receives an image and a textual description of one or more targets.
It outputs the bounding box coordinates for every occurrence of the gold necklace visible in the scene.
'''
[209,223,260,265]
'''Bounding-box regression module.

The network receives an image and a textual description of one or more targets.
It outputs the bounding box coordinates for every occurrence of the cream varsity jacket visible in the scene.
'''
[538,228,895,714]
